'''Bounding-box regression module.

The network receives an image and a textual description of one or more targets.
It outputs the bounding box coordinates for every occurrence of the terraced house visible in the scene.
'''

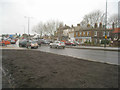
[55,24,74,41]
[74,23,114,44]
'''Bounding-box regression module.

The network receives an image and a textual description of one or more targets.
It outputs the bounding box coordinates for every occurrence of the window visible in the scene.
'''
[107,32,109,37]
[83,32,85,36]
[80,32,82,36]
[87,32,89,36]
[94,31,97,36]
[76,32,78,36]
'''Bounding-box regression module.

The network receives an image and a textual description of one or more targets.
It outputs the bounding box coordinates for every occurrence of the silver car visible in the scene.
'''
[49,41,65,49]
[26,40,39,49]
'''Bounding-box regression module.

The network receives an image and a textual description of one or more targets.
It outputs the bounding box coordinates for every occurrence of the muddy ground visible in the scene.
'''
[2,49,119,88]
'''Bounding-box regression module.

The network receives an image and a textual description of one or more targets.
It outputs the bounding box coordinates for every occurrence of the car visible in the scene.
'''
[26,40,39,49]
[0,39,11,46]
[65,41,76,46]
[49,41,65,49]
[10,39,16,44]
[44,40,50,44]
[19,39,28,47]
[36,39,42,46]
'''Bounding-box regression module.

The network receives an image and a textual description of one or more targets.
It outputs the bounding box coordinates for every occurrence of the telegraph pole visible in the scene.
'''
[104,0,107,48]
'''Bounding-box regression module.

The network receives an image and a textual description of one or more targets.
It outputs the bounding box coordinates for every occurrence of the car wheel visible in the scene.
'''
[39,44,41,47]
[36,46,38,49]
[63,46,65,49]
[57,46,59,49]
[50,45,52,48]
[2,43,5,46]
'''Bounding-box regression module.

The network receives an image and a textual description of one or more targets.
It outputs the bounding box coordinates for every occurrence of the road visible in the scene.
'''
[36,46,119,65]
[1,41,119,65]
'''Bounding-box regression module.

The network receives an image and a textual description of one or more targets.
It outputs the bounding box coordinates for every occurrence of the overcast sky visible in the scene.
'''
[0,0,119,34]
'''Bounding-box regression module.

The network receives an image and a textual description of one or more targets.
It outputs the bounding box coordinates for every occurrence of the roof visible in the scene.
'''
[113,28,120,33]
[58,25,71,30]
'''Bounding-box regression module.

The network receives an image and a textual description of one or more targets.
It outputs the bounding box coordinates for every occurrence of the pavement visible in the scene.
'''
[66,45,120,51]
[0,45,25,49]
[0,39,24,50]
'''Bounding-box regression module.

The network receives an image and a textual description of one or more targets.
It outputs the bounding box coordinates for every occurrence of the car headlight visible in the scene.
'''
[31,44,34,46]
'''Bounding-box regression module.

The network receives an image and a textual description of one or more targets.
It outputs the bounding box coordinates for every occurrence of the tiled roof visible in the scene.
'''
[113,28,120,33]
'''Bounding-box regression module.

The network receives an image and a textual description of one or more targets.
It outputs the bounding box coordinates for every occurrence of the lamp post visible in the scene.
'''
[24,16,33,35]
[104,0,107,48]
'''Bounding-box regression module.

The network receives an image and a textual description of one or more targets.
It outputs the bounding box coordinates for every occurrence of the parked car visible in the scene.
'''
[37,39,51,45]
[10,39,16,44]
[0,39,11,46]
[36,39,42,46]
[26,40,39,49]
[49,41,65,49]
[19,39,28,47]
[44,40,50,44]
[65,41,76,46]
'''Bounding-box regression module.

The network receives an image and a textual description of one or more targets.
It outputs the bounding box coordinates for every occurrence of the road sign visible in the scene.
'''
[105,35,107,39]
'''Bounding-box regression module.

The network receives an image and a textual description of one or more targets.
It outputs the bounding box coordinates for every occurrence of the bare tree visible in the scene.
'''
[32,22,45,37]
[108,14,118,28]
[80,10,105,27]
[45,20,63,35]
[32,20,63,36]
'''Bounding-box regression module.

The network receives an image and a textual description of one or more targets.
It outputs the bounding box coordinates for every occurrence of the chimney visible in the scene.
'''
[77,24,80,27]
[112,22,114,29]
[94,23,98,28]
[71,25,74,28]
[99,22,102,28]
[87,24,90,27]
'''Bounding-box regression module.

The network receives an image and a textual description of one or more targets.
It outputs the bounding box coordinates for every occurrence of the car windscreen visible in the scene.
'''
[60,42,64,44]
[31,41,37,43]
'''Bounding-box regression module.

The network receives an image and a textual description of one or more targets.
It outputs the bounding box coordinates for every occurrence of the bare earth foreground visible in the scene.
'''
[2,49,119,88]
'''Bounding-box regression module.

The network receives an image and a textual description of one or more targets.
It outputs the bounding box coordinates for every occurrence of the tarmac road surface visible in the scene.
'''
[36,46,119,65]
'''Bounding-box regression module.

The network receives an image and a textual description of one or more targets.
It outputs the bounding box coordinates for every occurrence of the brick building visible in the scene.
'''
[74,23,114,44]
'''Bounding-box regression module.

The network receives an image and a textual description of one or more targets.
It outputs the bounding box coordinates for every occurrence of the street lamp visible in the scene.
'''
[24,16,33,35]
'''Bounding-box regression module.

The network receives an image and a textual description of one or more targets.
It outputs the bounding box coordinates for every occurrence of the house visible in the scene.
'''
[68,25,75,42]
[74,24,92,44]
[74,23,114,44]
[56,24,71,41]
[111,27,120,46]
[112,28,120,41]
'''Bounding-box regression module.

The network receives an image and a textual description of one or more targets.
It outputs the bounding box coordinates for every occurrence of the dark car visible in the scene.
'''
[19,39,28,47]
